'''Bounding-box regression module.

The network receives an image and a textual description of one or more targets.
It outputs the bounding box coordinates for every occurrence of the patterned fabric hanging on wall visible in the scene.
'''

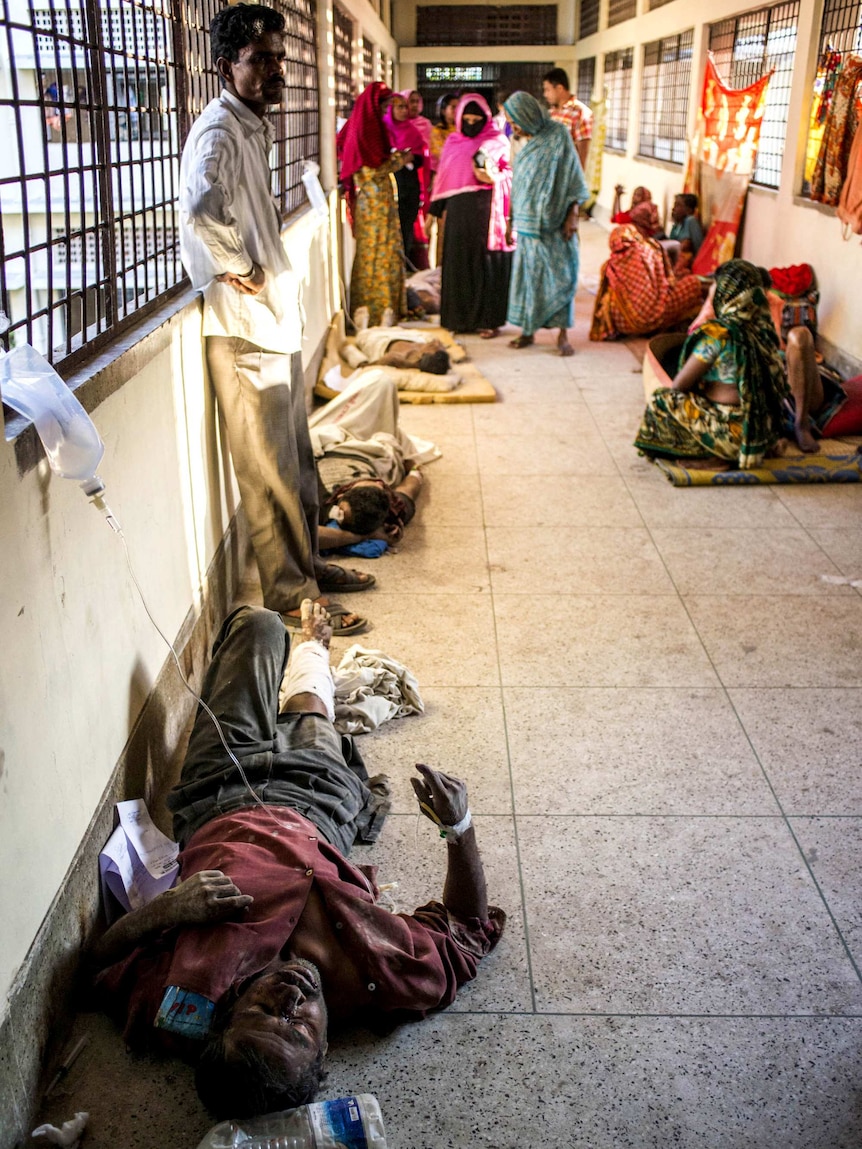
[684,55,771,275]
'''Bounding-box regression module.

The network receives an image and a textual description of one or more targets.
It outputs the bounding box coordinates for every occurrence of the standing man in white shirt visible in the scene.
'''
[179,3,372,635]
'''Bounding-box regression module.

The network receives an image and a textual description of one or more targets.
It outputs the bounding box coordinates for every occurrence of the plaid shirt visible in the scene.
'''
[550,96,593,143]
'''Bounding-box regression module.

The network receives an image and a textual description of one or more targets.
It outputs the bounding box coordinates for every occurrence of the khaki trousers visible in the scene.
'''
[206,336,320,613]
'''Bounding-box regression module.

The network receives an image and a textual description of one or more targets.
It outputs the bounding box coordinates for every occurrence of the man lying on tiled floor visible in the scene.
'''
[90,601,504,1121]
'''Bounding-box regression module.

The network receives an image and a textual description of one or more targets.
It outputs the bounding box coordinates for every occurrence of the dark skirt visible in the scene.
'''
[394,167,421,263]
[439,190,512,332]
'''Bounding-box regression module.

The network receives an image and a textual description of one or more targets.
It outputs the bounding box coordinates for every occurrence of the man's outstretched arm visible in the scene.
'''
[411,764,488,921]
[90,870,253,968]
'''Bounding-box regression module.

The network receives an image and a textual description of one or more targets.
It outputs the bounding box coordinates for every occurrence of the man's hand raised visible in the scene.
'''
[411,763,468,829]
[164,870,253,927]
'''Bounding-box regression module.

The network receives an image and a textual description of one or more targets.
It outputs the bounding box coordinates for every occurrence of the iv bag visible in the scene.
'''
[0,342,104,481]
[301,160,329,218]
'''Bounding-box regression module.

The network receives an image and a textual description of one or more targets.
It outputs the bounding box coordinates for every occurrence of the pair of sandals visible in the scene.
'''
[283,564,375,636]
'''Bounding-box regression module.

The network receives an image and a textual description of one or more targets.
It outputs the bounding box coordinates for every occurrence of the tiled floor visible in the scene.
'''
[37,223,862,1148]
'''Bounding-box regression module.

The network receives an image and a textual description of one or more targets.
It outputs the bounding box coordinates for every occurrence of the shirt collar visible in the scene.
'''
[220,89,274,146]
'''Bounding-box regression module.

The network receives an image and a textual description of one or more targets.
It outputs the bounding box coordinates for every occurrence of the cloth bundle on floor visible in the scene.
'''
[333,645,425,734]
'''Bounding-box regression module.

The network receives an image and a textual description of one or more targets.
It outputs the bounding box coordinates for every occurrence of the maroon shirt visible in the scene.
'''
[98,807,504,1047]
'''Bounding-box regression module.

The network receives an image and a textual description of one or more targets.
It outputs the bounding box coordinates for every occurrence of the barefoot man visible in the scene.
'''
[92,602,504,1122]
[502,91,590,357]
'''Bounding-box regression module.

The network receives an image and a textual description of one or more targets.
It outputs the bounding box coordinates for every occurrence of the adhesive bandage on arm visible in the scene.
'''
[278,640,335,721]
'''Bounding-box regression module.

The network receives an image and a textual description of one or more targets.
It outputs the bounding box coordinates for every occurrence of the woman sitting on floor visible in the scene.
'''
[634,260,790,470]
[590,204,704,341]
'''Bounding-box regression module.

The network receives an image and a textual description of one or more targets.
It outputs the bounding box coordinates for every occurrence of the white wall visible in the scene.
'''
[0,206,336,1011]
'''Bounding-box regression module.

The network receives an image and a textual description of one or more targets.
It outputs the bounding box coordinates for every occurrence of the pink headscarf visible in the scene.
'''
[430,93,514,253]
[430,93,508,202]
[383,97,427,154]
[400,88,433,150]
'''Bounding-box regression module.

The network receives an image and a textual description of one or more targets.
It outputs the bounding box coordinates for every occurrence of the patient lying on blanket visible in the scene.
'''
[344,307,451,376]
[310,371,439,550]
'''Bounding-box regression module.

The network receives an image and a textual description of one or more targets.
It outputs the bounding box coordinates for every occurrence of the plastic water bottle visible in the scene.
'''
[0,341,105,485]
[195,1095,387,1149]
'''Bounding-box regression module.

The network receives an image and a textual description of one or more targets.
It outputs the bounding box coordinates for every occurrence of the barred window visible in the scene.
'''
[416,5,556,47]
[639,30,693,164]
[803,0,862,193]
[607,0,636,27]
[333,4,353,119]
[361,38,373,88]
[709,2,800,188]
[577,56,595,104]
[649,0,675,8]
[1,0,319,371]
[270,0,319,219]
[579,0,598,39]
[604,47,633,150]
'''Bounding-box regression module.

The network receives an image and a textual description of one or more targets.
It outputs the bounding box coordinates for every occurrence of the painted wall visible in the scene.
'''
[0,206,336,1012]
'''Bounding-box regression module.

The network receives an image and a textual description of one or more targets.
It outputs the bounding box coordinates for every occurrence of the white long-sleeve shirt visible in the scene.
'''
[179,90,302,354]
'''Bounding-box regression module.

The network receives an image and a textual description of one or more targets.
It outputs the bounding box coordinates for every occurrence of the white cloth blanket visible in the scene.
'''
[333,645,425,734]
[309,371,441,486]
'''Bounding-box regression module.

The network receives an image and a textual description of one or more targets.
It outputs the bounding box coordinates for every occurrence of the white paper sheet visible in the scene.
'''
[99,799,179,920]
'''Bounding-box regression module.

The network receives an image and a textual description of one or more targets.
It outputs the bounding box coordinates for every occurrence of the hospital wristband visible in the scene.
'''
[440,808,472,843]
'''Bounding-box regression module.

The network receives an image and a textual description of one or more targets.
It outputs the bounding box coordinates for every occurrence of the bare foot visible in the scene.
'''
[479,328,499,339]
[283,597,359,634]
[298,598,333,649]
[557,329,574,357]
[381,307,397,328]
[508,334,534,349]
[353,306,369,332]
[794,420,819,453]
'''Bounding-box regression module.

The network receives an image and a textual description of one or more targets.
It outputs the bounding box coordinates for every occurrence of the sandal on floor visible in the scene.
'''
[282,600,368,637]
[317,563,376,594]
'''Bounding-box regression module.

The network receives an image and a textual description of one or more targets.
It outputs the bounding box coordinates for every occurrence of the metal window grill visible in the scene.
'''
[418,60,553,110]
[607,0,636,28]
[577,56,595,104]
[649,0,675,9]
[603,47,633,150]
[332,3,353,119]
[638,29,693,164]
[268,0,319,218]
[578,0,598,39]
[709,1,800,188]
[416,5,556,47]
[1,0,320,370]
[384,54,392,87]
[361,38,373,87]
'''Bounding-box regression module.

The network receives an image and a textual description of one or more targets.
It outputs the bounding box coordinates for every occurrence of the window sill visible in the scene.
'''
[792,195,838,217]
[5,285,198,476]
[634,154,685,171]
[603,146,627,156]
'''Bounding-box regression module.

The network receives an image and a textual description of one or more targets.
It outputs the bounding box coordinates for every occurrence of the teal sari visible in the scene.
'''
[503,91,590,333]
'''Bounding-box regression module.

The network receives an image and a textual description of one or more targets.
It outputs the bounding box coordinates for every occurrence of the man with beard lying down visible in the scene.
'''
[92,601,504,1119]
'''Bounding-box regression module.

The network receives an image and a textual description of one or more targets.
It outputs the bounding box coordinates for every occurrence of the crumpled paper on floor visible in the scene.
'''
[333,645,424,734]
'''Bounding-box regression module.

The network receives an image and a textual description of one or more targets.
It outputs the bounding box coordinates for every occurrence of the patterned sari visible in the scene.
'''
[635,261,790,469]
[590,225,703,340]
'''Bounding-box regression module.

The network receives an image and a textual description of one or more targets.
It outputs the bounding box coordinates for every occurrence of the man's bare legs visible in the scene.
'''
[785,326,823,453]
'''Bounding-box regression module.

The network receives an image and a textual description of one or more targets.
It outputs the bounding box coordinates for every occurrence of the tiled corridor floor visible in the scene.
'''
[37,222,862,1147]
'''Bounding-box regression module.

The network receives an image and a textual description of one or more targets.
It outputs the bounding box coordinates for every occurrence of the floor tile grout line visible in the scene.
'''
[471,375,539,1016]
[603,441,862,986]
[430,1010,862,1020]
